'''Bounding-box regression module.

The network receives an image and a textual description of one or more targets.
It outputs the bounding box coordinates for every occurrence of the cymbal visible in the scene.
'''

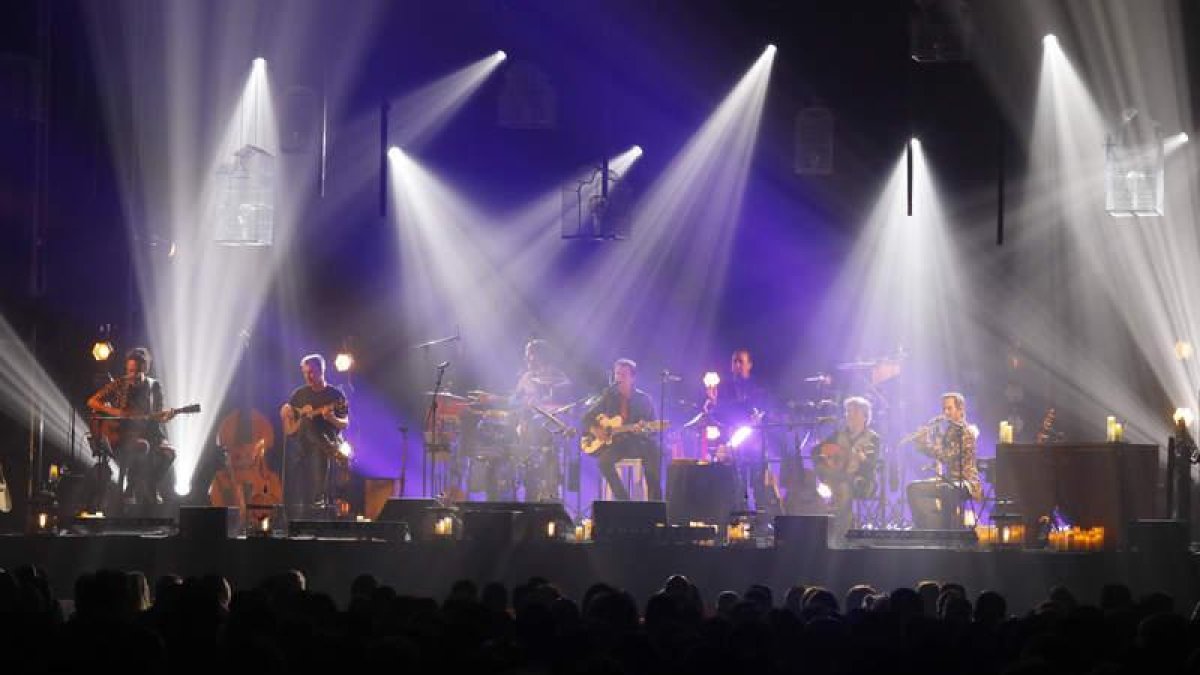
[467,389,501,399]
[836,360,878,371]
[424,391,468,402]
[528,375,569,387]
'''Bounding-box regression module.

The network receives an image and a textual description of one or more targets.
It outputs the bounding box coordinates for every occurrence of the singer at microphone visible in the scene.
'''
[907,391,982,530]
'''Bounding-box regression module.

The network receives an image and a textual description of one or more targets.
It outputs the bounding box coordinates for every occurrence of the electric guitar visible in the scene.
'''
[580,414,668,455]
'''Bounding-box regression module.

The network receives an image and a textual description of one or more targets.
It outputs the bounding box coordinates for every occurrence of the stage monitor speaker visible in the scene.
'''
[178,506,236,540]
[460,501,572,541]
[462,509,515,546]
[289,519,407,541]
[364,479,397,520]
[593,500,667,542]
[773,515,831,548]
[377,498,439,540]
[666,460,737,525]
[1128,519,1188,554]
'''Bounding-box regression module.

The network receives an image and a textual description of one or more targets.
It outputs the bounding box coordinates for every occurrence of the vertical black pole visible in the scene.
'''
[906,139,913,217]
[997,119,1006,246]
[379,101,389,218]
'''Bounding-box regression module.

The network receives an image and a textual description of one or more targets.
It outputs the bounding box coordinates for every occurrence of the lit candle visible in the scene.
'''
[260,516,270,533]
[37,513,47,530]
[547,521,556,538]
[1106,416,1116,442]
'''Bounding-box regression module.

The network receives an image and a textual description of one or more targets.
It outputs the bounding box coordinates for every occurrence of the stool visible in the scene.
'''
[601,458,647,501]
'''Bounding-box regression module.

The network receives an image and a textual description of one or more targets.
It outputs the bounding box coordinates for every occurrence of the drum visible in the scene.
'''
[474,415,517,455]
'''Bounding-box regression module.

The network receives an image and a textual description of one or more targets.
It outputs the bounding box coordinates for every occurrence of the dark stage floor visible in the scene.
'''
[1,533,1195,612]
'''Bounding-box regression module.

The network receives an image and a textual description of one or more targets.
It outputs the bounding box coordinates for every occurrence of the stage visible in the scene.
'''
[1,533,1195,612]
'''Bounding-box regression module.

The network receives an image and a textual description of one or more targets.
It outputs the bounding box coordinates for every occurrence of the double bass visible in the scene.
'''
[210,408,283,527]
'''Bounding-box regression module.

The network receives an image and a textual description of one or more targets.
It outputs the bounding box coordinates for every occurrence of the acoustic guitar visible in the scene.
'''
[94,403,202,445]
[580,414,668,455]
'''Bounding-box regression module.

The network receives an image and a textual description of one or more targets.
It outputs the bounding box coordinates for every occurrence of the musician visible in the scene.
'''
[510,339,570,501]
[86,347,176,506]
[583,358,662,501]
[704,348,779,513]
[280,354,349,513]
[512,339,570,407]
[816,396,880,537]
[907,392,982,529]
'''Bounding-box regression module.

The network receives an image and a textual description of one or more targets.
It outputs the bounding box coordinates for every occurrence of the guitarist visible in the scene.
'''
[87,347,177,506]
[281,354,349,514]
[582,358,662,501]
[815,397,880,538]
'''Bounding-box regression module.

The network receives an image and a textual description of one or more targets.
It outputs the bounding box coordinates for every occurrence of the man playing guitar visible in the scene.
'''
[814,396,880,538]
[87,347,178,506]
[280,353,349,514]
[582,358,663,501]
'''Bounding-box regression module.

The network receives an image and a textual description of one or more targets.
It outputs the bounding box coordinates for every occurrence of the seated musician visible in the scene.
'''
[815,396,880,537]
[510,338,571,501]
[582,358,662,501]
[907,392,982,529]
[280,354,349,514]
[86,347,177,506]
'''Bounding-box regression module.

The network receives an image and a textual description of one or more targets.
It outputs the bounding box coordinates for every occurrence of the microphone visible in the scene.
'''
[660,370,683,382]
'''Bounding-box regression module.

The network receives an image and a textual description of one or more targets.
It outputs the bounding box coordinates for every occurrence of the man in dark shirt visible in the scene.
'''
[87,347,176,505]
[280,354,349,513]
[582,358,662,501]
[703,348,779,513]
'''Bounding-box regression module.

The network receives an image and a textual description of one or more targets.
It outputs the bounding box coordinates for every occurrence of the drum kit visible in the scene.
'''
[424,378,582,502]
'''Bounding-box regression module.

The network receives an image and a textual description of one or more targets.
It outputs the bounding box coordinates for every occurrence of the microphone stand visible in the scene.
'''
[399,425,409,498]
[423,363,448,498]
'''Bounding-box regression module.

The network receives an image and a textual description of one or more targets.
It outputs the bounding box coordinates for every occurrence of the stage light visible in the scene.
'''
[729,425,753,448]
[388,146,402,160]
[705,425,721,442]
[1043,34,1058,49]
[703,372,721,388]
[334,352,354,372]
[91,341,114,362]
[252,57,266,69]
[765,44,777,55]
[1165,132,1190,156]
[816,482,832,500]
[495,50,507,62]
[910,137,921,147]
[338,440,353,459]
[1173,408,1195,427]
[632,145,643,157]
[1176,340,1193,361]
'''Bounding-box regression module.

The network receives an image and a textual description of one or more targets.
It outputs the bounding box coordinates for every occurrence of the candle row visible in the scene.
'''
[1048,526,1106,551]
